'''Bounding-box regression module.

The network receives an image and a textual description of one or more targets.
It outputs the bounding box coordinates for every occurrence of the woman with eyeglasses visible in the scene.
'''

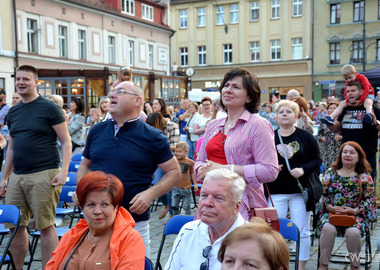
[69,96,86,155]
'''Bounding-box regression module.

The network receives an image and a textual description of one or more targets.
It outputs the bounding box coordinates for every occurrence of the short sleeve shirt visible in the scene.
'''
[7,96,65,174]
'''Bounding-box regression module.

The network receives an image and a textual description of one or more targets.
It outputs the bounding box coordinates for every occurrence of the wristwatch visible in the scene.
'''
[354,209,357,215]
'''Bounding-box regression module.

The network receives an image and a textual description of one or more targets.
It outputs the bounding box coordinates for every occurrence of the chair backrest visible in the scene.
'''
[59,186,77,203]
[145,257,154,270]
[68,161,81,173]
[0,205,20,226]
[65,172,77,186]
[0,205,21,267]
[279,218,300,242]
[71,154,84,162]
[164,215,194,236]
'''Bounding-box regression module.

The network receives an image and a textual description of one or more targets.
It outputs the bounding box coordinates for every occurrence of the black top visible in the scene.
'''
[267,127,321,195]
[337,105,380,155]
[7,96,65,174]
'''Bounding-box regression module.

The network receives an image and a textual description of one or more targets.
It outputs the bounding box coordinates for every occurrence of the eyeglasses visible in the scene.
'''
[108,89,139,97]
[200,245,212,270]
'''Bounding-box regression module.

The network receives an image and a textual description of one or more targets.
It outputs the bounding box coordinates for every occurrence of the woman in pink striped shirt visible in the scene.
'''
[195,68,279,220]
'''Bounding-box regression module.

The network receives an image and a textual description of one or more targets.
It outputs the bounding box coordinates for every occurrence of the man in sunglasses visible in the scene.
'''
[75,81,181,256]
[165,168,247,270]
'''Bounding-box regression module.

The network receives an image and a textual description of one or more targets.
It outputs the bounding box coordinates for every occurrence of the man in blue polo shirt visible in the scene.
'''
[76,81,181,255]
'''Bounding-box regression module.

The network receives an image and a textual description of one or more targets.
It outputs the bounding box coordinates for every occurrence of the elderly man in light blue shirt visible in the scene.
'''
[165,168,247,270]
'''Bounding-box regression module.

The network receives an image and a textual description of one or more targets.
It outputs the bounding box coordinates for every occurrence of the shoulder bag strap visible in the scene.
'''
[277,129,305,193]
[356,174,363,209]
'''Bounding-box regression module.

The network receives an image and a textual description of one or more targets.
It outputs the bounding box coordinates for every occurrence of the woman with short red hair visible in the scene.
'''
[46,171,145,269]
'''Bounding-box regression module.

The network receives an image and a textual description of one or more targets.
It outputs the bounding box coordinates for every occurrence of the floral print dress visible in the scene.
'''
[316,168,377,237]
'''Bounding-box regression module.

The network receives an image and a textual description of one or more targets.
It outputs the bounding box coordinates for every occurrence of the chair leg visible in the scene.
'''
[27,235,39,270]
[191,186,197,209]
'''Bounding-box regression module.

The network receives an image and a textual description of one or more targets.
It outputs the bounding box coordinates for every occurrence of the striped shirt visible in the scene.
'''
[195,110,279,220]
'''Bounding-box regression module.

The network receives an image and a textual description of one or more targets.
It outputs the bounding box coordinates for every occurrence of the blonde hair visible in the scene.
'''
[218,218,289,270]
[341,64,356,76]
[99,96,110,115]
[275,100,300,116]
[49,95,64,109]
[176,141,189,152]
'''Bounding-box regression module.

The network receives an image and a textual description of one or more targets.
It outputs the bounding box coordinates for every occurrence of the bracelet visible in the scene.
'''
[354,209,357,215]
[231,164,235,173]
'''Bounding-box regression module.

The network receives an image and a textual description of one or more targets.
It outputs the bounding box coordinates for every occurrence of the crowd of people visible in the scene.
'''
[0,63,377,270]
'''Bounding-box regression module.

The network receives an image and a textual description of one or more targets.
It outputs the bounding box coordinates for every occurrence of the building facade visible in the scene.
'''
[170,0,313,101]
[14,0,184,111]
[313,0,380,101]
[0,0,16,104]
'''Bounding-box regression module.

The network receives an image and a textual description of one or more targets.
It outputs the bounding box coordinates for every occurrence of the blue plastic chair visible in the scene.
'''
[68,161,81,173]
[155,215,194,270]
[65,172,77,186]
[71,153,84,162]
[279,218,300,270]
[0,204,21,269]
[145,256,154,270]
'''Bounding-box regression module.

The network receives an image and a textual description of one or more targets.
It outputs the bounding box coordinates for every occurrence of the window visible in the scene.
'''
[142,4,153,21]
[180,47,188,67]
[121,0,135,15]
[27,18,38,53]
[250,1,259,21]
[230,4,239,24]
[198,46,206,66]
[351,41,363,63]
[78,30,86,60]
[129,40,134,66]
[293,0,302,16]
[180,10,187,28]
[330,4,341,24]
[198,8,206,27]
[271,0,280,19]
[249,41,260,62]
[270,40,281,61]
[353,1,365,22]
[291,38,303,59]
[148,45,153,69]
[377,39,380,61]
[58,25,67,58]
[108,36,115,64]
[223,44,232,64]
[329,42,340,64]
[216,6,225,25]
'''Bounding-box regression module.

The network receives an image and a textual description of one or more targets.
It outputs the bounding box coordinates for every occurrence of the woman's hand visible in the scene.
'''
[334,134,343,141]
[197,160,224,180]
[183,126,189,132]
[290,167,304,179]
[320,136,326,142]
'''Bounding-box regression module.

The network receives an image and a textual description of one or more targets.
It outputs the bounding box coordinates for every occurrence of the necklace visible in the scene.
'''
[339,167,356,177]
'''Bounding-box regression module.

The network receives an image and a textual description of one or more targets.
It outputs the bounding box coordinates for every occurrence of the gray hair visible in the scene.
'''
[204,168,246,203]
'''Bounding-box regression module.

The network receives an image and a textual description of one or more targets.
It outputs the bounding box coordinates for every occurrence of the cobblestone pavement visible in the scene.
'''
[3,202,380,269]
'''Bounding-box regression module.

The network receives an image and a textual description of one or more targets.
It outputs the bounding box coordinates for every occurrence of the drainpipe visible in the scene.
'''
[13,0,19,69]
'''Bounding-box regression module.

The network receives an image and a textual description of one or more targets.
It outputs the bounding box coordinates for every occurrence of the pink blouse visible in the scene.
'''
[195,110,279,220]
